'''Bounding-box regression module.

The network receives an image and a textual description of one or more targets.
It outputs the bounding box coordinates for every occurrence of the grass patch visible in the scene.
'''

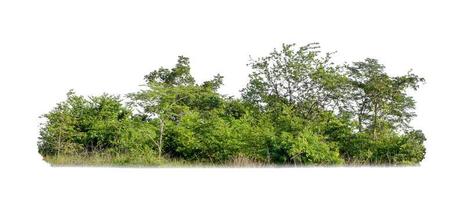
[42,153,281,167]
[43,154,419,167]
[43,154,257,168]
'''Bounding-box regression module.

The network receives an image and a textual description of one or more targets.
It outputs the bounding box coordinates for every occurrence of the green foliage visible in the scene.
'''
[144,56,195,86]
[271,130,343,165]
[241,43,349,120]
[38,91,139,156]
[337,130,426,165]
[167,110,274,163]
[346,58,425,136]
[38,43,426,166]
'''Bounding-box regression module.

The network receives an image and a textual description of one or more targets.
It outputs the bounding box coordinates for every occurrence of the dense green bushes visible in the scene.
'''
[39,91,129,155]
[38,43,426,166]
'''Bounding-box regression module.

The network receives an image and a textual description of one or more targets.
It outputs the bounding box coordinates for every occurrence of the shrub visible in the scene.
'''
[270,129,343,165]
[343,130,426,165]
[38,91,134,156]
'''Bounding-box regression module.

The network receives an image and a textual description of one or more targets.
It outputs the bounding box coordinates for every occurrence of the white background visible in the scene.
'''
[1,0,464,199]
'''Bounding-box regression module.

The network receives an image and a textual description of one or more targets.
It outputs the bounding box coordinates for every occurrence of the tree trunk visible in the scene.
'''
[373,103,378,139]
[358,100,366,133]
[57,134,62,156]
[358,112,363,133]
[158,117,164,159]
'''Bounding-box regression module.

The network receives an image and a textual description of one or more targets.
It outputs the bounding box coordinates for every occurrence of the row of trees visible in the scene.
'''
[38,43,426,165]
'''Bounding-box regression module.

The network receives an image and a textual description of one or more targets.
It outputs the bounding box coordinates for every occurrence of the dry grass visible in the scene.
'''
[42,154,415,168]
[43,153,272,168]
[226,155,268,167]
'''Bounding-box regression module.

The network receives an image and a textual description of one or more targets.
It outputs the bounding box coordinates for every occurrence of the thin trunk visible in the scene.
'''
[57,134,62,156]
[288,81,293,103]
[358,99,367,133]
[358,114,363,133]
[158,117,164,159]
[373,103,378,139]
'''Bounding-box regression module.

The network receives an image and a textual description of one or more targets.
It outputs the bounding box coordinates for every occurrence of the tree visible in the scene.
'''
[345,58,425,138]
[129,56,226,159]
[241,43,348,120]
[38,90,83,156]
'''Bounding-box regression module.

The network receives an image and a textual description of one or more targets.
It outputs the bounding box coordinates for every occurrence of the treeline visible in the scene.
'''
[38,43,426,166]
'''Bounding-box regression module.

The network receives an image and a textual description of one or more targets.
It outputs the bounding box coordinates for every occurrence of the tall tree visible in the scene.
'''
[129,56,225,158]
[346,58,425,138]
[241,43,348,120]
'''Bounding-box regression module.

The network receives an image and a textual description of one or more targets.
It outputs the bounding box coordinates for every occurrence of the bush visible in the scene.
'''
[342,130,426,165]
[164,109,276,163]
[38,91,135,156]
[270,129,343,165]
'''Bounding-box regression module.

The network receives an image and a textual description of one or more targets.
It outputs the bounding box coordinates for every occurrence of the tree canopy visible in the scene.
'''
[38,43,426,166]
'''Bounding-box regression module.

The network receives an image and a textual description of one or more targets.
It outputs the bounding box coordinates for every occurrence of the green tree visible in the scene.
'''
[129,56,226,159]
[242,43,348,120]
[346,58,425,138]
